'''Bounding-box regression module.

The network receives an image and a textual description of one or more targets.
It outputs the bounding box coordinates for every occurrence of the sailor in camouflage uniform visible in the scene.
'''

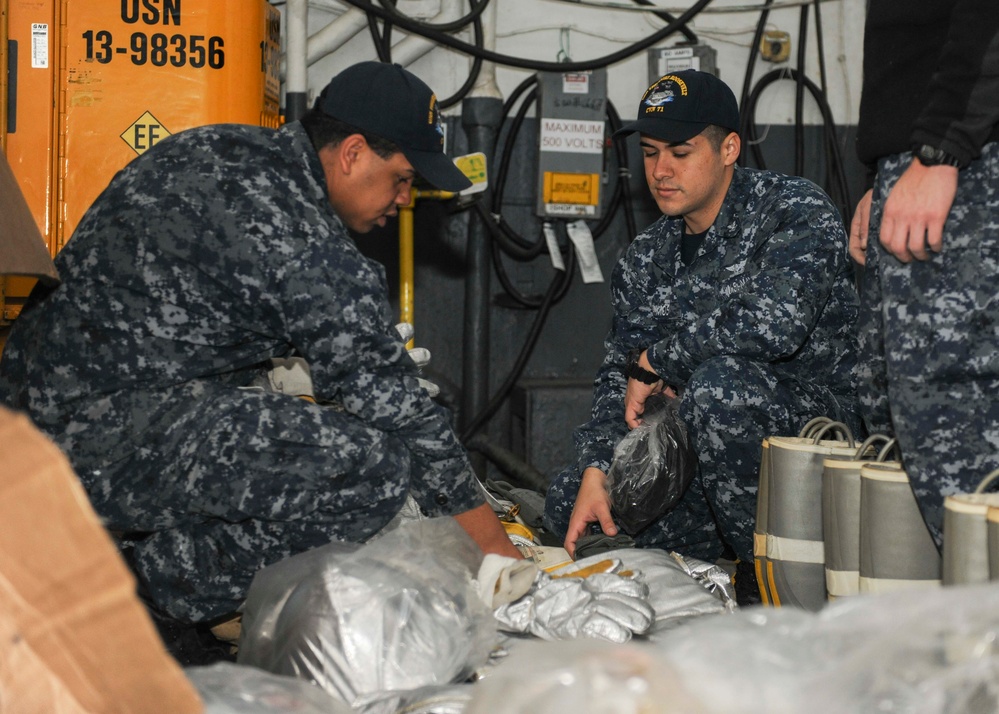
[0,62,520,624]
[543,70,859,567]
[850,0,999,547]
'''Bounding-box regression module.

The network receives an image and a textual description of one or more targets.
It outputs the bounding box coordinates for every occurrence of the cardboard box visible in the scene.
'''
[0,406,202,713]
[0,152,58,284]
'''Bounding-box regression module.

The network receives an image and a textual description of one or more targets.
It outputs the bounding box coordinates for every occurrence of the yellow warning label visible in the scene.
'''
[543,171,600,205]
[454,152,488,194]
[121,111,171,155]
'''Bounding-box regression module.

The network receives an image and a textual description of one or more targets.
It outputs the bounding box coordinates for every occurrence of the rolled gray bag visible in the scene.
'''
[755,417,834,607]
[859,462,941,594]
[766,421,856,610]
[237,518,497,710]
[942,468,999,586]
[821,435,898,599]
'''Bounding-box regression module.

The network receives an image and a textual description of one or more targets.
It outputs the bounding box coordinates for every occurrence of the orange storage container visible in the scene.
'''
[2,0,281,323]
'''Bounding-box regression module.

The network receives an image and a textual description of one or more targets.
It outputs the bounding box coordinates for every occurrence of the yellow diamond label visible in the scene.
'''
[121,111,171,156]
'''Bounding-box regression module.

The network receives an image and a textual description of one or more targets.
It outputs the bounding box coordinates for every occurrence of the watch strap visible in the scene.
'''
[626,349,661,385]
[913,143,963,169]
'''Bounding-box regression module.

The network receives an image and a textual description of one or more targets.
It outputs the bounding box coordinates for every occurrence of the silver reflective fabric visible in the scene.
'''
[238,518,496,709]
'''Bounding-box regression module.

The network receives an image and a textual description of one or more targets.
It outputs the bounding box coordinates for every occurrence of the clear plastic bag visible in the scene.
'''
[607,394,696,534]
[237,518,497,711]
[186,661,353,713]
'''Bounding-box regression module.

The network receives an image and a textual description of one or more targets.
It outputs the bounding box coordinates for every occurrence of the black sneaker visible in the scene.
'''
[734,559,762,607]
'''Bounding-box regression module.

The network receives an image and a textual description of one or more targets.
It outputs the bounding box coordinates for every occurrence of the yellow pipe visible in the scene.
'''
[398,195,415,348]
[397,188,455,349]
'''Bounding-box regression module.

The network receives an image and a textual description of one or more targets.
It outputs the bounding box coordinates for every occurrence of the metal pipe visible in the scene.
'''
[285,0,310,121]
[399,197,415,346]
[459,1,502,472]
[390,0,461,67]
[305,9,370,66]
[399,189,454,348]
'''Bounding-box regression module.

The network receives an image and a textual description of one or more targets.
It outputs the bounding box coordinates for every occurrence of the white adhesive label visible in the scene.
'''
[31,23,49,69]
[566,220,604,284]
[542,223,566,271]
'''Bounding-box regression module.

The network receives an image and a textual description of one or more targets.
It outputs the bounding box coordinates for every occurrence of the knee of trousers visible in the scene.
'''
[680,356,774,425]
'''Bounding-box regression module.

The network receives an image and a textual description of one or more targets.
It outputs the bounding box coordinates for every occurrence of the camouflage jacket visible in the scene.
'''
[574,166,859,472]
[0,122,481,518]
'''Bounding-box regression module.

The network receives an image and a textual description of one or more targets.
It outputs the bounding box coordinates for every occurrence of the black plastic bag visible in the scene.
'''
[607,394,697,535]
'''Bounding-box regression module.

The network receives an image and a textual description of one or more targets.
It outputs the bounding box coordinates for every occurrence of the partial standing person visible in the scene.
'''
[0,61,521,625]
[850,0,999,544]
[543,69,860,581]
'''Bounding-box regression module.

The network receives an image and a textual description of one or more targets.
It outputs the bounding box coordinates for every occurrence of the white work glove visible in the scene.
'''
[475,554,540,609]
[395,322,440,398]
[263,356,315,400]
[491,558,655,644]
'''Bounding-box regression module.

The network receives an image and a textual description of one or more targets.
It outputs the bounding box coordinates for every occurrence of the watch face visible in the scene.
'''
[915,144,959,167]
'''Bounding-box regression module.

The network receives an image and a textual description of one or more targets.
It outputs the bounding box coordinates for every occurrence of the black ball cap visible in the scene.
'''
[614,68,740,143]
[317,61,472,192]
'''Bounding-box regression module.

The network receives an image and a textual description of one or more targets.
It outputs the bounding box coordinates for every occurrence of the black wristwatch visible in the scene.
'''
[625,348,661,385]
[913,143,962,169]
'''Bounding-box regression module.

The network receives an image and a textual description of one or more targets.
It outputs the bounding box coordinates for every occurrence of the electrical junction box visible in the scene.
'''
[1,0,281,323]
[647,43,718,82]
[535,68,607,220]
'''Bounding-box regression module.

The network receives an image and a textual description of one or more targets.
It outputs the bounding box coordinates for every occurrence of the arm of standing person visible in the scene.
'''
[878,0,999,262]
[878,164,958,263]
[849,188,873,266]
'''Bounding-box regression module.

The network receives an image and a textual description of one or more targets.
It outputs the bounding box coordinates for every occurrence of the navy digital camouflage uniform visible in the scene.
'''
[544,166,860,565]
[857,150,999,546]
[0,122,483,623]
[854,0,999,546]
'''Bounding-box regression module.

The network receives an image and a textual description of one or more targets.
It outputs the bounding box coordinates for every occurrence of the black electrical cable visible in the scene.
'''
[794,4,808,177]
[438,15,485,108]
[377,0,491,34]
[473,202,545,263]
[500,74,540,123]
[813,0,828,95]
[367,12,393,62]
[492,88,537,222]
[459,246,577,443]
[365,0,484,107]
[630,0,699,44]
[338,0,716,73]
[738,0,774,165]
[605,98,639,243]
[744,68,852,216]
[812,0,838,198]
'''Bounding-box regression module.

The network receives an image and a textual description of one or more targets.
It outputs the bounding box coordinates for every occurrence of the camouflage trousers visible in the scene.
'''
[857,143,999,547]
[84,383,411,623]
[544,356,859,564]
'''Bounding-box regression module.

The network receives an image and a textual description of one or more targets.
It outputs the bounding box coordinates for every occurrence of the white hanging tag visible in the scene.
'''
[566,220,604,284]
[542,222,566,271]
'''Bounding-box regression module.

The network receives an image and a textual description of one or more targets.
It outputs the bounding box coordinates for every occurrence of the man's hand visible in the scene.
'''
[879,161,958,263]
[453,502,523,560]
[623,350,675,429]
[849,189,873,266]
[564,467,618,558]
